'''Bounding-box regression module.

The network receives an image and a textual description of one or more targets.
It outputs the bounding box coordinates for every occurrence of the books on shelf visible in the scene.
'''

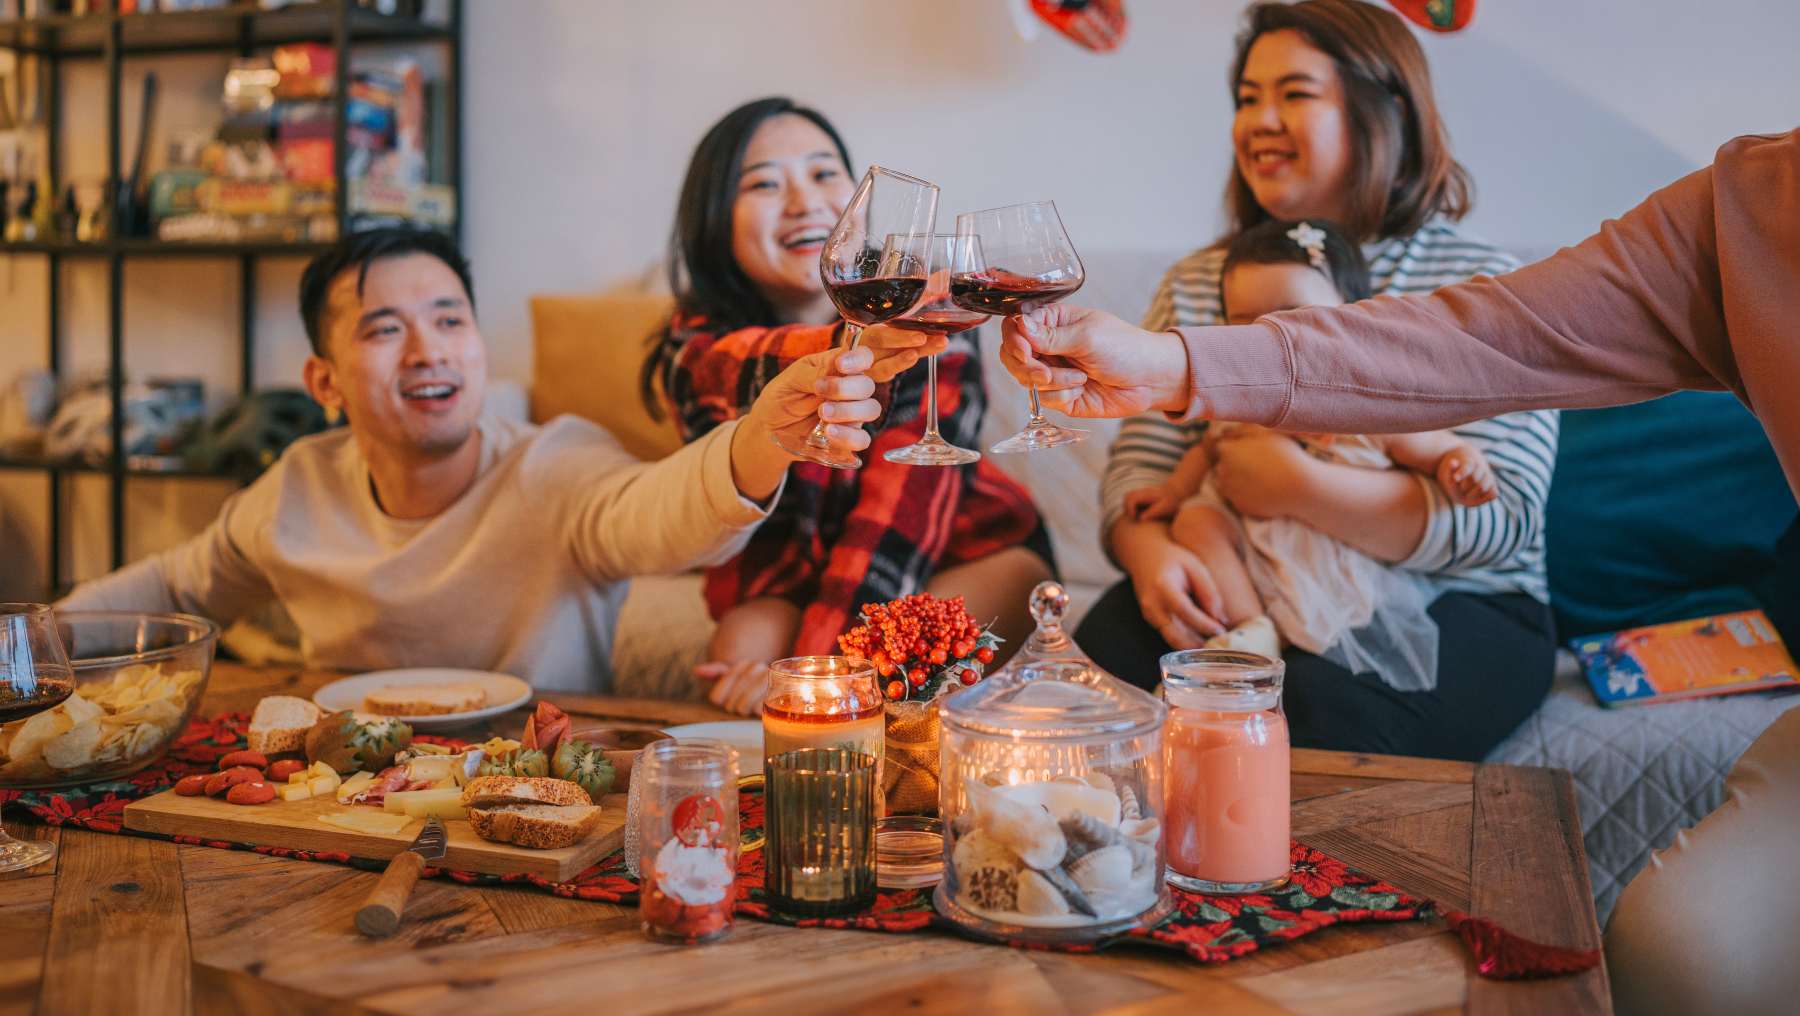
[1574,609,1799,707]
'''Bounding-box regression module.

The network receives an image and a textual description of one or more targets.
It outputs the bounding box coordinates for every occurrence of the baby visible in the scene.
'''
[1122,219,1497,688]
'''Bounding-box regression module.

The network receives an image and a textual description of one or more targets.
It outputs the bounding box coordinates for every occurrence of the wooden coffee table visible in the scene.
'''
[1,663,1610,1014]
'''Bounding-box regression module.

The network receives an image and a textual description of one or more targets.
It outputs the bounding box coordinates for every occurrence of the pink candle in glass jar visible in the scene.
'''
[1160,650,1290,894]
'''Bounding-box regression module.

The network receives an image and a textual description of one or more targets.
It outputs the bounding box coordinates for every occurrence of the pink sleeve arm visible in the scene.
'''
[1172,165,1736,433]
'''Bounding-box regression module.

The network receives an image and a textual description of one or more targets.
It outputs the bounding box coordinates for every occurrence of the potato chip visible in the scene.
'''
[43,720,104,771]
[8,707,71,767]
[62,691,103,726]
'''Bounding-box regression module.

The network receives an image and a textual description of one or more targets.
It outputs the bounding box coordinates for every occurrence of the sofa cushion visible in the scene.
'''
[1546,391,1796,639]
[529,293,682,462]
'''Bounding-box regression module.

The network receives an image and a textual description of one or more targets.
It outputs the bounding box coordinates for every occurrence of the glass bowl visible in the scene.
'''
[0,611,218,789]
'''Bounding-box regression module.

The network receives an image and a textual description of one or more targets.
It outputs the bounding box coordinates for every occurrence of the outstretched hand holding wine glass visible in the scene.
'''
[949,201,1088,453]
[774,165,938,469]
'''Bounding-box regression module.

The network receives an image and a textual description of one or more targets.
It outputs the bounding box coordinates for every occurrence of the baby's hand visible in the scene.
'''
[1436,448,1497,507]
[1124,485,1182,521]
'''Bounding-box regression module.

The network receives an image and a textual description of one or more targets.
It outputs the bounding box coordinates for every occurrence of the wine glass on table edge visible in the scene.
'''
[950,201,1087,454]
[0,603,75,872]
[774,165,939,469]
[881,233,987,467]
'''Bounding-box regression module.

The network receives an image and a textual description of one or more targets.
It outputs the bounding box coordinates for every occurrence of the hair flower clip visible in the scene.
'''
[1287,222,1328,270]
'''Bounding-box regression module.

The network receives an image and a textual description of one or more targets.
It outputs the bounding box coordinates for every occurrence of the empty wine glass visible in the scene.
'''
[950,201,1087,454]
[882,233,986,467]
[773,165,939,469]
[0,603,75,872]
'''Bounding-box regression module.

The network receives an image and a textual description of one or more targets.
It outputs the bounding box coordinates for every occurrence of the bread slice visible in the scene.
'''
[361,682,488,717]
[468,803,602,850]
[461,775,590,810]
[247,695,322,754]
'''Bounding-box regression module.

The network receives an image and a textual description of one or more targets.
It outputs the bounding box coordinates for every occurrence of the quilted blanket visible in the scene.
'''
[1488,652,1800,923]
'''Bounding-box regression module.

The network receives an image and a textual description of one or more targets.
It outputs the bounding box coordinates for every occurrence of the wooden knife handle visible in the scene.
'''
[356,850,426,938]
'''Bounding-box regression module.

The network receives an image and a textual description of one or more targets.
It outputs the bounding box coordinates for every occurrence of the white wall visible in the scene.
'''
[462,0,1800,375]
[3,0,1798,598]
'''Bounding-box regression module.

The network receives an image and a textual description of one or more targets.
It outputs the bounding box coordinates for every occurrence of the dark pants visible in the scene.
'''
[1074,581,1557,762]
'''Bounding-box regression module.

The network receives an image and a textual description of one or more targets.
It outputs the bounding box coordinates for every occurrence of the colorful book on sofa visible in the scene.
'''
[1574,610,1799,707]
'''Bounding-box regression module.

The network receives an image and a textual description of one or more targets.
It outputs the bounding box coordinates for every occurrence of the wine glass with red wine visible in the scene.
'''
[882,233,987,466]
[950,201,1087,453]
[773,165,939,469]
[0,603,76,872]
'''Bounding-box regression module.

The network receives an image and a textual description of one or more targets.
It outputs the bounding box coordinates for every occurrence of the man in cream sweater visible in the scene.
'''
[60,228,901,692]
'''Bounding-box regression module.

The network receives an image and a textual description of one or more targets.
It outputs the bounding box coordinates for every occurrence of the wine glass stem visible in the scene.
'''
[922,354,942,442]
[806,322,865,449]
[1026,383,1047,426]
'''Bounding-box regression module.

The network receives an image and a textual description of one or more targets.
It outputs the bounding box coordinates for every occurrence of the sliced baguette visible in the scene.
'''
[468,803,601,850]
[247,695,322,755]
[361,682,488,717]
[460,775,590,810]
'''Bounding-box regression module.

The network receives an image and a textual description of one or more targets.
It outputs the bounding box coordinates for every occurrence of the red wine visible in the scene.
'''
[0,678,75,724]
[897,301,985,335]
[828,277,929,327]
[950,271,1083,316]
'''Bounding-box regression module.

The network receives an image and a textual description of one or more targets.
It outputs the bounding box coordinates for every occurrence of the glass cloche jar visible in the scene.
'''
[934,656,1172,943]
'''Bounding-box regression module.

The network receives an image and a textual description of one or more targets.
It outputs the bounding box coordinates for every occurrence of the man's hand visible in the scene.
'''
[731,346,883,500]
[999,304,1191,418]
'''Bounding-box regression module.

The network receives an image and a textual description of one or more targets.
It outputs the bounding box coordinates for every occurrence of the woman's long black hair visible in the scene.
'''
[640,97,853,418]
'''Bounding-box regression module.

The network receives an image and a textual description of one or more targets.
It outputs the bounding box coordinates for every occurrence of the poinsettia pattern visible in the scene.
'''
[6,713,1430,965]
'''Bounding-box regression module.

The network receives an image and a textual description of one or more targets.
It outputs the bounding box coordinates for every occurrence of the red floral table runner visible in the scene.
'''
[2,713,1594,976]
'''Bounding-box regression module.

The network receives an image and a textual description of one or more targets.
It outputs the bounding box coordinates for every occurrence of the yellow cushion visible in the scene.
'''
[529,293,682,462]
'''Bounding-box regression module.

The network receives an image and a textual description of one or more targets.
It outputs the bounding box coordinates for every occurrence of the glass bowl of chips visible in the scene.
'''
[0,611,218,789]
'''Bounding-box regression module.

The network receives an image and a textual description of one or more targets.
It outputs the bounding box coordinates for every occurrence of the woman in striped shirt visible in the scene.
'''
[1077,0,1559,760]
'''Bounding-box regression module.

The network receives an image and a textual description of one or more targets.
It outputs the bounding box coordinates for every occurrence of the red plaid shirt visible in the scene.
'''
[660,312,1044,654]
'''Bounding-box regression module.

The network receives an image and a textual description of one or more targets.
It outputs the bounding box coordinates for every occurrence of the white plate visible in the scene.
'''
[661,720,764,774]
[313,668,533,731]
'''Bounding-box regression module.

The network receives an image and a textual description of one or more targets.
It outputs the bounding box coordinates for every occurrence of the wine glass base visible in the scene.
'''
[771,430,862,470]
[0,835,55,873]
[884,438,981,466]
[990,420,1088,454]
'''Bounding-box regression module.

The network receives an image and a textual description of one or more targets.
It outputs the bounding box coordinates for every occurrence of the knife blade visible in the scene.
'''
[355,817,447,937]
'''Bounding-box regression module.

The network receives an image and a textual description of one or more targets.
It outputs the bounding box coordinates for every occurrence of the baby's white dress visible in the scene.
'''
[1190,428,1441,691]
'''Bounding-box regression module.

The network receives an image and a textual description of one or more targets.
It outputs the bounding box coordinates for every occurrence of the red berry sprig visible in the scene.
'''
[839,593,1002,702]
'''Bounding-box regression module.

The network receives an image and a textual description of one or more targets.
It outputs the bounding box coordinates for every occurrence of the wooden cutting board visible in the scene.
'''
[124,789,626,881]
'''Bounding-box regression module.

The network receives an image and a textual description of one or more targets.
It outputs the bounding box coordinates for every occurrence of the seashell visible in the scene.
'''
[1117,784,1141,822]
[1015,868,1072,917]
[1124,837,1156,882]
[953,829,1023,912]
[1118,817,1160,844]
[1067,844,1134,897]
[969,780,1068,870]
[1059,811,1123,862]
[1039,863,1097,916]
[993,780,1120,829]
[1082,771,1116,795]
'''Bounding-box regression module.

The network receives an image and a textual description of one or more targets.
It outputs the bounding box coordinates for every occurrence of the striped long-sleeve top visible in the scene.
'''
[1101,220,1558,602]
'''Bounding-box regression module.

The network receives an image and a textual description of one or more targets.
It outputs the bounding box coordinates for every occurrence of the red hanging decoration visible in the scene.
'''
[1386,0,1476,32]
[1439,909,1602,980]
[1030,0,1128,53]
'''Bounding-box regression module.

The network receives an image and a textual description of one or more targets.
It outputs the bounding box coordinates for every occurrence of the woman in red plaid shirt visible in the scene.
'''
[643,98,1055,713]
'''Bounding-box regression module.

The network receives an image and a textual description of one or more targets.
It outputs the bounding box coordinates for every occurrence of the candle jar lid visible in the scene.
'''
[941,657,1167,745]
[1160,649,1285,712]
